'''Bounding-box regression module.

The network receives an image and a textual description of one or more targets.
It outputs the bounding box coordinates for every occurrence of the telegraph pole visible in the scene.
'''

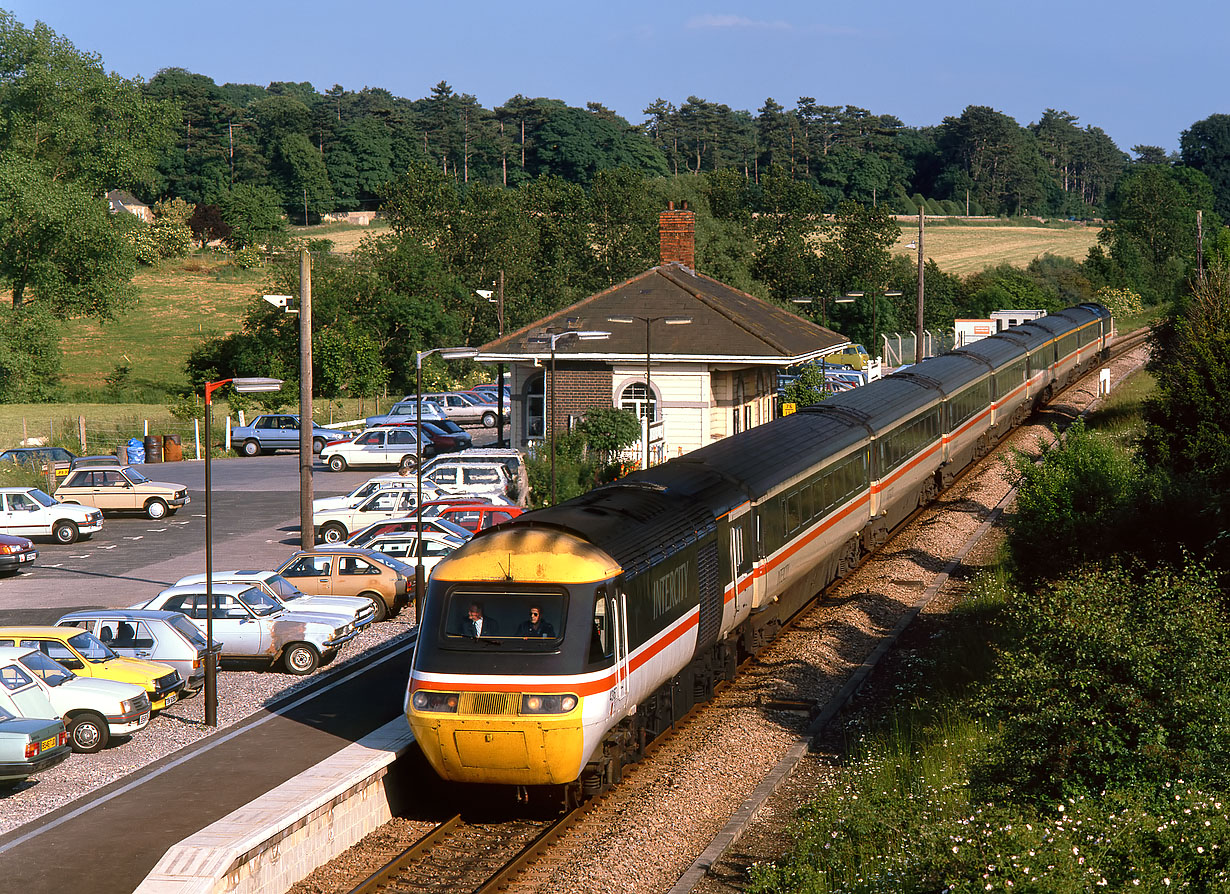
[299,250,314,548]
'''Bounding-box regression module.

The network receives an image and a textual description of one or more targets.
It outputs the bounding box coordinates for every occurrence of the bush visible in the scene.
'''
[232,245,265,269]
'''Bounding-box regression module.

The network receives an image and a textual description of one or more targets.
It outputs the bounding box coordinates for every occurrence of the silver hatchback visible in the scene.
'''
[55,609,211,695]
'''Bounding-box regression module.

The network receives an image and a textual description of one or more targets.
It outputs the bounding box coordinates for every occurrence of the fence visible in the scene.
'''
[880,330,956,367]
[16,414,256,463]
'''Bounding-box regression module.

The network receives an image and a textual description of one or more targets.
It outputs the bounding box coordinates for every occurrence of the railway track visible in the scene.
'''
[334,328,1150,894]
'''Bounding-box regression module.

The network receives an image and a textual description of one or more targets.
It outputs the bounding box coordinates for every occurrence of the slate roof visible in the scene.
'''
[478,262,847,365]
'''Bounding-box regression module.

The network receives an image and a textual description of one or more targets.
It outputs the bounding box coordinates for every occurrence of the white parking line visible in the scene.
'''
[44,563,62,568]
[124,536,144,541]
[69,554,90,559]
[100,544,118,550]
[147,528,167,532]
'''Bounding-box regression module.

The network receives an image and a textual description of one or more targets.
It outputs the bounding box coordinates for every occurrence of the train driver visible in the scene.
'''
[516,605,555,638]
[464,602,499,637]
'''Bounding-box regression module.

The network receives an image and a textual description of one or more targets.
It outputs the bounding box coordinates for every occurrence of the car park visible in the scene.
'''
[54,464,190,520]
[0,705,69,787]
[364,399,448,429]
[135,584,359,675]
[277,547,411,622]
[0,626,184,711]
[0,532,37,573]
[171,570,377,630]
[0,446,76,481]
[0,487,103,543]
[320,426,429,472]
[346,515,473,547]
[229,414,353,456]
[0,646,150,753]
[420,391,500,428]
[55,610,212,695]
[421,460,512,500]
[315,486,443,544]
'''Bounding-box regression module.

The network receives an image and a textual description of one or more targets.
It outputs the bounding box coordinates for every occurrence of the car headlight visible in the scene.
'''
[520,694,579,715]
[411,691,459,713]
[120,697,140,714]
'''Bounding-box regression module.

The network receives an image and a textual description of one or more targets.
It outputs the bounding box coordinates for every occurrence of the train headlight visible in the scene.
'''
[520,694,578,715]
[411,691,459,713]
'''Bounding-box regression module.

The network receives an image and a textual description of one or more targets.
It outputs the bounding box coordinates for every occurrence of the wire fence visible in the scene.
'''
[18,413,266,463]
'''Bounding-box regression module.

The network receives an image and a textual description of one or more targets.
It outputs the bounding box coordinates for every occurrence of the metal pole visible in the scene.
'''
[915,208,925,365]
[203,392,217,727]
[549,341,557,505]
[299,250,314,549]
[643,320,652,470]
[496,270,505,448]
[415,358,424,624]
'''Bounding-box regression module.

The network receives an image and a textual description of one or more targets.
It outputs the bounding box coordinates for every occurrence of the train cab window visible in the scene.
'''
[442,591,565,651]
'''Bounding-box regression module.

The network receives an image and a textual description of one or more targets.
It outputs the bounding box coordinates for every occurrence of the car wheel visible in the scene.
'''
[328,455,347,472]
[68,712,109,753]
[145,499,168,520]
[320,522,348,544]
[482,411,497,428]
[282,643,319,675]
[313,437,327,454]
[53,520,79,544]
[363,593,388,623]
[399,455,417,471]
[242,439,262,457]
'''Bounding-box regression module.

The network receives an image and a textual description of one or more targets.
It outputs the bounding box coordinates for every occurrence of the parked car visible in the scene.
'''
[0,487,103,544]
[822,344,870,370]
[0,446,76,481]
[0,532,37,573]
[361,530,463,575]
[228,413,353,456]
[420,448,526,486]
[312,475,442,513]
[69,454,125,470]
[399,420,473,454]
[0,705,69,787]
[315,486,441,544]
[421,391,500,428]
[421,460,511,501]
[0,646,150,753]
[134,584,359,675]
[54,465,189,520]
[346,515,473,548]
[436,502,523,533]
[364,399,448,429]
[55,610,212,695]
[461,388,511,417]
[276,547,412,622]
[171,570,377,630]
[320,427,429,472]
[0,626,184,711]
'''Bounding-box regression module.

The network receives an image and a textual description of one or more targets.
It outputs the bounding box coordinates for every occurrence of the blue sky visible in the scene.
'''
[8,1,1225,154]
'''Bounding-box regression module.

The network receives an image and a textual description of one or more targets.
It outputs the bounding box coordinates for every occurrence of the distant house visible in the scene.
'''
[106,190,152,222]
[477,204,850,465]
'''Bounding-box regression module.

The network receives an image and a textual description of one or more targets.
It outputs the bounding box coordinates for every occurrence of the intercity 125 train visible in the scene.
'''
[405,303,1113,800]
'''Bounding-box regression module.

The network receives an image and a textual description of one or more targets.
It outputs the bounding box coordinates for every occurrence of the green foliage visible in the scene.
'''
[0,306,63,401]
[783,364,830,406]
[1006,419,1141,580]
[1094,284,1144,319]
[231,245,264,269]
[525,407,642,506]
[150,197,193,259]
[573,407,640,458]
[218,183,286,250]
[1180,113,1230,220]
[978,561,1230,804]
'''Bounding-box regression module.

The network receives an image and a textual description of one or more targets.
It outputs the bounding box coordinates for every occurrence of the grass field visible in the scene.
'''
[892,221,1103,275]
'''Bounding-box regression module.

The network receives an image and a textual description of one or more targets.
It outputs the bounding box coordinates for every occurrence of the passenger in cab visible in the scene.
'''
[516,605,554,638]
[465,602,498,637]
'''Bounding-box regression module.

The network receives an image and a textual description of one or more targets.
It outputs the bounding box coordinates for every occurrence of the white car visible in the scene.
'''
[0,487,104,544]
[364,399,448,428]
[346,515,474,547]
[420,461,512,501]
[173,570,377,629]
[320,427,429,472]
[135,584,359,675]
[315,486,443,544]
[312,475,442,513]
[0,646,150,752]
[362,530,465,576]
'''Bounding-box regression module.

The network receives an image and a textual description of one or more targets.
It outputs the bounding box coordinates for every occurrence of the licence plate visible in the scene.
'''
[19,553,33,562]
[163,692,177,706]
[139,711,150,724]
[39,736,56,751]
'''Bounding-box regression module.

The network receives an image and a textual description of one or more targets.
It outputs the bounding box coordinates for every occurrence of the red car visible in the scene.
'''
[436,503,523,533]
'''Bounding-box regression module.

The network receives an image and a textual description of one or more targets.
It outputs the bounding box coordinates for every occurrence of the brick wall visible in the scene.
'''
[659,205,696,269]
[548,368,612,436]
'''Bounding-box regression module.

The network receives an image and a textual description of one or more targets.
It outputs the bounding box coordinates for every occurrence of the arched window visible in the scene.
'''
[619,382,658,422]
[525,374,545,438]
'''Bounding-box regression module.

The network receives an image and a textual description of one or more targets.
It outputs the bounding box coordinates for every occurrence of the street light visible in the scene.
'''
[606,315,692,470]
[414,347,477,622]
[477,272,506,446]
[792,296,828,328]
[202,375,282,727]
[527,330,610,502]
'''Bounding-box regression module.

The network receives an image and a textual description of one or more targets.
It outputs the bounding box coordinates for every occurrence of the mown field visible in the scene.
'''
[892,220,1103,275]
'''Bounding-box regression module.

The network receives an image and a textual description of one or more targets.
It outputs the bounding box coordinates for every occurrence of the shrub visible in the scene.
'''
[232,245,265,269]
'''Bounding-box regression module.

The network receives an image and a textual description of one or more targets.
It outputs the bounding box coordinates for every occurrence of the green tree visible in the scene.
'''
[0,304,62,400]
[1180,113,1230,220]
[218,183,286,250]
[783,364,829,406]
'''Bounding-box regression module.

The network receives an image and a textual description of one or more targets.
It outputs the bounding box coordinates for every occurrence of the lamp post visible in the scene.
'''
[202,375,282,726]
[414,347,476,623]
[791,296,829,328]
[477,271,506,446]
[606,315,692,470]
[528,330,610,503]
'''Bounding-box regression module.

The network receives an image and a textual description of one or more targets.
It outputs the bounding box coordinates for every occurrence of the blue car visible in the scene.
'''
[229,414,352,456]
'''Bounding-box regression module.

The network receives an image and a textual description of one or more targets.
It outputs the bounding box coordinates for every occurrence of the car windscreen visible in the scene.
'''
[124,467,151,483]
[359,551,414,576]
[29,489,55,507]
[437,518,473,539]
[18,651,74,686]
[263,574,306,600]
[165,614,209,648]
[67,630,118,662]
[237,586,282,616]
[442,590,566,651]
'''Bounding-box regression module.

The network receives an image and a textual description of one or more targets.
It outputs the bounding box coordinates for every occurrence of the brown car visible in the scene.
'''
[54,465,190,520]
[276,547,411,622]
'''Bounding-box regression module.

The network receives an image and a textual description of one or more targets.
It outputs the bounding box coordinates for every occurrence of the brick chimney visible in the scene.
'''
[659,201,695,269]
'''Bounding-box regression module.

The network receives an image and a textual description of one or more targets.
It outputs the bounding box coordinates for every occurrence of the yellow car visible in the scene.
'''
[0,626,184,711]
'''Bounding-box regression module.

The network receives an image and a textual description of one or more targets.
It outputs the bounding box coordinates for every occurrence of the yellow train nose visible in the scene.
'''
[408,711,585,786]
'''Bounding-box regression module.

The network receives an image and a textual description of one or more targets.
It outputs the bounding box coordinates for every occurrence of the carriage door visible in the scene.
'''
[613,589,630,705]
[729,515,752,621]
